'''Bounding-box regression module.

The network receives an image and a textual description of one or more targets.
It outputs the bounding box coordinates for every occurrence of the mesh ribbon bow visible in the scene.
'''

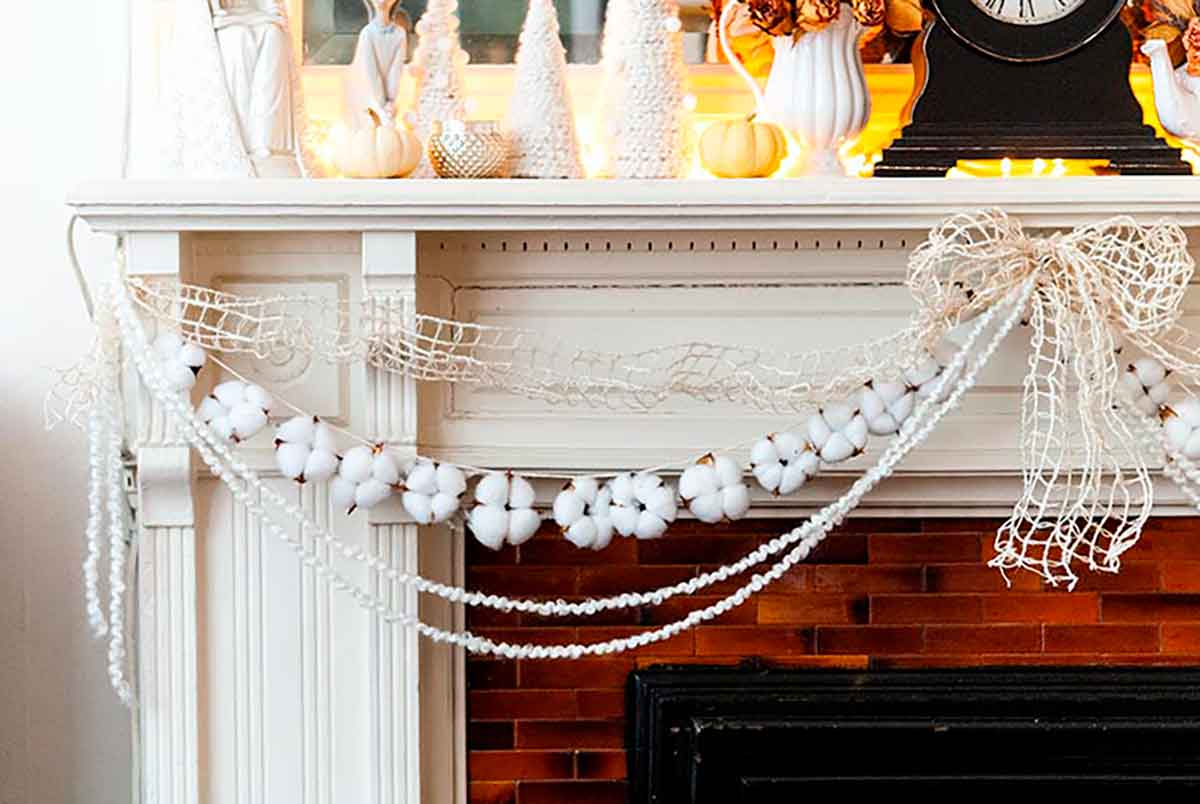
[908,210,1194,588]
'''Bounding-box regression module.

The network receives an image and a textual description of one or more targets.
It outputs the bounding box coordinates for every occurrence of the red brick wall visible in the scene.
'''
[465,516,1200,804]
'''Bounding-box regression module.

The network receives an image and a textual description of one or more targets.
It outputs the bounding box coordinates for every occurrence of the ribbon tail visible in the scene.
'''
[993,289,1082,588]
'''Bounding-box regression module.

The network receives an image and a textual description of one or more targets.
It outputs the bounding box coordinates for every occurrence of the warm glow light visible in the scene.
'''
[948,157,1108,178]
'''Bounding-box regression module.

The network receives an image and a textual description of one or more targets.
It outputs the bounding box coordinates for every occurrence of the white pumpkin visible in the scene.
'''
[338,109,422,179]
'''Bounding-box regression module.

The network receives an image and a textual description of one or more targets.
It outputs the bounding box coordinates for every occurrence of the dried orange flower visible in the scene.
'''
[851,0,886,27]
[1187,17,1200,76]
[795,0,841,33]
[745,0,798,36]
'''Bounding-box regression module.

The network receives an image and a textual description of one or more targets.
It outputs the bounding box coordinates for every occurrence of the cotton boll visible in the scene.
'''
[468,505,509,551]
[750,432,818,496]
[331,477,358,513]
[688,493,726,525]
[371,453,402,487]
[405,461,439,496]
[401,460,466,525]
[179,343,207,373]
[355,479,393,510]
[808,403,869,465]
[340,447,375,485]
[212,381,247,409]
[509,475,536,510]
[198,395,225,424]
[243,384,273,414]
[229,404,268,442]
[436,464,467,497]
[402,491,435,524]
[467,472,541,549]
[274,416,339,484]
[722,483,751,520]
[431,492,461,522]
[553,485,587,528]
[1121,358,1171,417]
[277,415,317,446]
[1163,398,1200,459]
[508,508,542,546]
[905,340,960,401]
[475,472,510,507]
[276,442,311,481]
[303,448,339,483]
[154,332,207,391]
[861,380,915,436]
[679,454,751,524]
[564,516,599,550]
[610,472,678,539]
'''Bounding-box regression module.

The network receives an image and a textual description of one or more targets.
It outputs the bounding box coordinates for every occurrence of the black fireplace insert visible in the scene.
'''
[628,667,1200,802]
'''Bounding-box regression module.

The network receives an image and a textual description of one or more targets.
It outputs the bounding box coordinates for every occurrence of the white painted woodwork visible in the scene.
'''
[70,179,1200,804]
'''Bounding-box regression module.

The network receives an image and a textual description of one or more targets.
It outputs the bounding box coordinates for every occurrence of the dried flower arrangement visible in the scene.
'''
[719,0,922,40]
[707,0,923,75]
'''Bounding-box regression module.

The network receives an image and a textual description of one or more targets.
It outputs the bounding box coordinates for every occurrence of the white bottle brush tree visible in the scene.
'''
[409,0,468,177]
[609,0,688,179]
[506,0,585,178]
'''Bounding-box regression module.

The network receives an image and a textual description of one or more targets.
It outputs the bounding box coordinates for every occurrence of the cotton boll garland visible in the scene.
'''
[679,454,751,524]
[331,445,402,514]
[750,432,819,496]
[402,459,467,525]
[553,476,615,551]
[153,332,206,391]
[609,472,678,540]
[274,415,340,483]
[468,472,542,550]
[197,380,274,443]
[1121,357,1171,417]
[808,402,869,464]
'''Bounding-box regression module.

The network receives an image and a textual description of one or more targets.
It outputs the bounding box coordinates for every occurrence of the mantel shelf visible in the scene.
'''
[69,177,1200,233]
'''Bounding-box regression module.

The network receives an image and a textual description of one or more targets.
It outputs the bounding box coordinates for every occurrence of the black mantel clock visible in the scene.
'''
[874,0,1190,176]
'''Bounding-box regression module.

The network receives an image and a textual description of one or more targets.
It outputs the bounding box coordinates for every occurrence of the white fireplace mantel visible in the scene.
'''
[69,177,1200,804]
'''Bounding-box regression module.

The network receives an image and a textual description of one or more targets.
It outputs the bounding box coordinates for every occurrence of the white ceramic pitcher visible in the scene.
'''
[719,3,869,176]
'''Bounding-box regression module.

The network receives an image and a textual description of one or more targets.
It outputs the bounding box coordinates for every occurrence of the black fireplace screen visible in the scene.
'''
[629,667,1200,802]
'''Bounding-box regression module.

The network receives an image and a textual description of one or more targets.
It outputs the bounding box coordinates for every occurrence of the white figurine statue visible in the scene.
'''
[345,0,411,129]
[209,0,308,176]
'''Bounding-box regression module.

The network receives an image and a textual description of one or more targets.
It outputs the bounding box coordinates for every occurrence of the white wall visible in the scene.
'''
[0,1,134,801]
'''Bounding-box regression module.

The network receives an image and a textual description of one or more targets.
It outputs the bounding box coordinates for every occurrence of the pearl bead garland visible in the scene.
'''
[105,277,1031,661]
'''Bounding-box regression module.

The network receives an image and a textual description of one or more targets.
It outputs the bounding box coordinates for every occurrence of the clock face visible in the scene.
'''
[969,0,1088,26]
[932,0,1125,62]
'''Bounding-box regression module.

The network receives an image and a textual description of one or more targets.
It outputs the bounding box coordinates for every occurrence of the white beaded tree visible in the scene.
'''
[409,0,469,177]
[608,0,689,179]
[506,0,585,178]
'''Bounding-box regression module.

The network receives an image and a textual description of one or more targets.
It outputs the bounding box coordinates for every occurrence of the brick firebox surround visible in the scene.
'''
[463,516,1200,803]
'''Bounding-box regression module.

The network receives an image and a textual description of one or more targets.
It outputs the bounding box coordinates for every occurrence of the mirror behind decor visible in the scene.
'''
[303,0,716,65]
